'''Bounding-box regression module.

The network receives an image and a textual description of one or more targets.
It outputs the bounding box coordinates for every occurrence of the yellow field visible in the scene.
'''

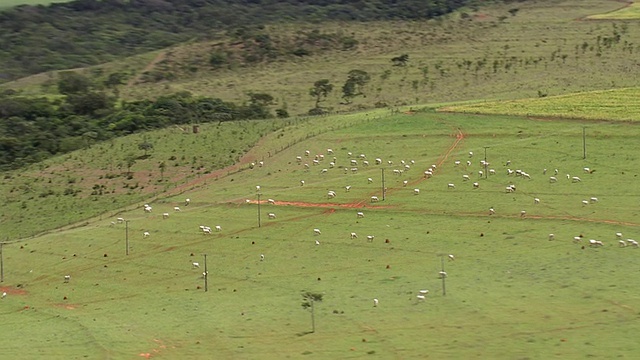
[438,87,640,121]
[586,1,640,19]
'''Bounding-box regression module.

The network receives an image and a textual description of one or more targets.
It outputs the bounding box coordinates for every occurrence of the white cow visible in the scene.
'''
[143,231,150,238]
[350,232,358,239]
[162,212,170,219]
[366,235,375,242]
[314,228,322,235]
[64,275,71,283]
[192,262,200,268]
[370,196,379,202]
[268,213,276,219]
[356,212,365,218]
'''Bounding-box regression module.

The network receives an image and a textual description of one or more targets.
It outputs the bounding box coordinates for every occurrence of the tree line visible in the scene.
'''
[0,0,486,82]
[0,72,284,170]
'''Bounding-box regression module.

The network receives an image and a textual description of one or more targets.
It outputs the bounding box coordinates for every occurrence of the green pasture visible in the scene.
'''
[2,111,640,358]
[587,2,640,19]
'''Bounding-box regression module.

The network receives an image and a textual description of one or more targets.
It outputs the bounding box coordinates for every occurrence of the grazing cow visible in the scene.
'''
[174,206,181,212]
[315,240,320,245]
[549,234,555,241]
[416,295,426,301]
[520,210,526,218]
[64,275,71,283]
[215,225,222,232]
[447,183,455,189]
[489,207,495,215]
[414,188,420,195]
[356,212,365,218]
[572,176,582,182]
[268,213,276,219]
[534,198,540,204]
[367,235,375,242]
[350,232,358,239]
[472,182,479,189]
[267,198,275,205]
[448,254,455,261]
[345,185,352,192]
[314,228,322,235]
[367,178,373,184]
[590,197,598,203]
[260,254,265,261]
[549,176,558,183]
[403,180,408,187]
[300,180,305,186]
[192,262,200,268]
[370,196,379,203]
[373,298,379,307]
[1,292,6,299]
[117,217,125,223]
[162,212,170,219]
[143,231,150,238]
[589,239,604,247]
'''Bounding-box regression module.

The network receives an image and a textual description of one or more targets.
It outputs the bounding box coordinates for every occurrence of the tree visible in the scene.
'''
[125,153,136,177]
[341,69,370,104]
[138,141,153,157]
[58,71,92,95]
[391,54,409,67]
[309,79,333,109]
[158,161,166,181]
[301,291,323,333]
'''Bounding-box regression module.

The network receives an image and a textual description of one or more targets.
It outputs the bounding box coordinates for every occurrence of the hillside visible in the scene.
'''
[0,0,475,81]
[1,0,639,239]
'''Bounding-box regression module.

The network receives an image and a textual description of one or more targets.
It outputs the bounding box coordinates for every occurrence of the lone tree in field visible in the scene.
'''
[138,141,153,157]
[301,291,323,333]
[391,54,409,67]
[341,69,371,104]
[125,153,137,177]
[158,161,166,181]
[309,79,333,109]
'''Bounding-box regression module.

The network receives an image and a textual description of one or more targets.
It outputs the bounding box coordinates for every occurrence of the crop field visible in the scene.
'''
[438,87,640,121]
[587,1,640,19]
[2,111,640,358]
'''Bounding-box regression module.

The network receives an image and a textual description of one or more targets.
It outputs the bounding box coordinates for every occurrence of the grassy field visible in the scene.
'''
[587,1,640,19]
[2,111,640,358]
[2,0,640,358]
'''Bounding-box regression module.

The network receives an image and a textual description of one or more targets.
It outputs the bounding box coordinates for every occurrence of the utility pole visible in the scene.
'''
[0,242,4,283]
[381,168,386,201]
[203,254,208,292]
[125,220,130,255]
[441,256,446,296]
[582,127,586,160]
[257,193,262,228]
[484,146,489,179]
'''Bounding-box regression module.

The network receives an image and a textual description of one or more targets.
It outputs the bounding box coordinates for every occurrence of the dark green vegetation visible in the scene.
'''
[0,0,478,81]
[0,72,284,170]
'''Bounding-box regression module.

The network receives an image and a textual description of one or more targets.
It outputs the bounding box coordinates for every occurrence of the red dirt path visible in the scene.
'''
[0,286,27,295]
